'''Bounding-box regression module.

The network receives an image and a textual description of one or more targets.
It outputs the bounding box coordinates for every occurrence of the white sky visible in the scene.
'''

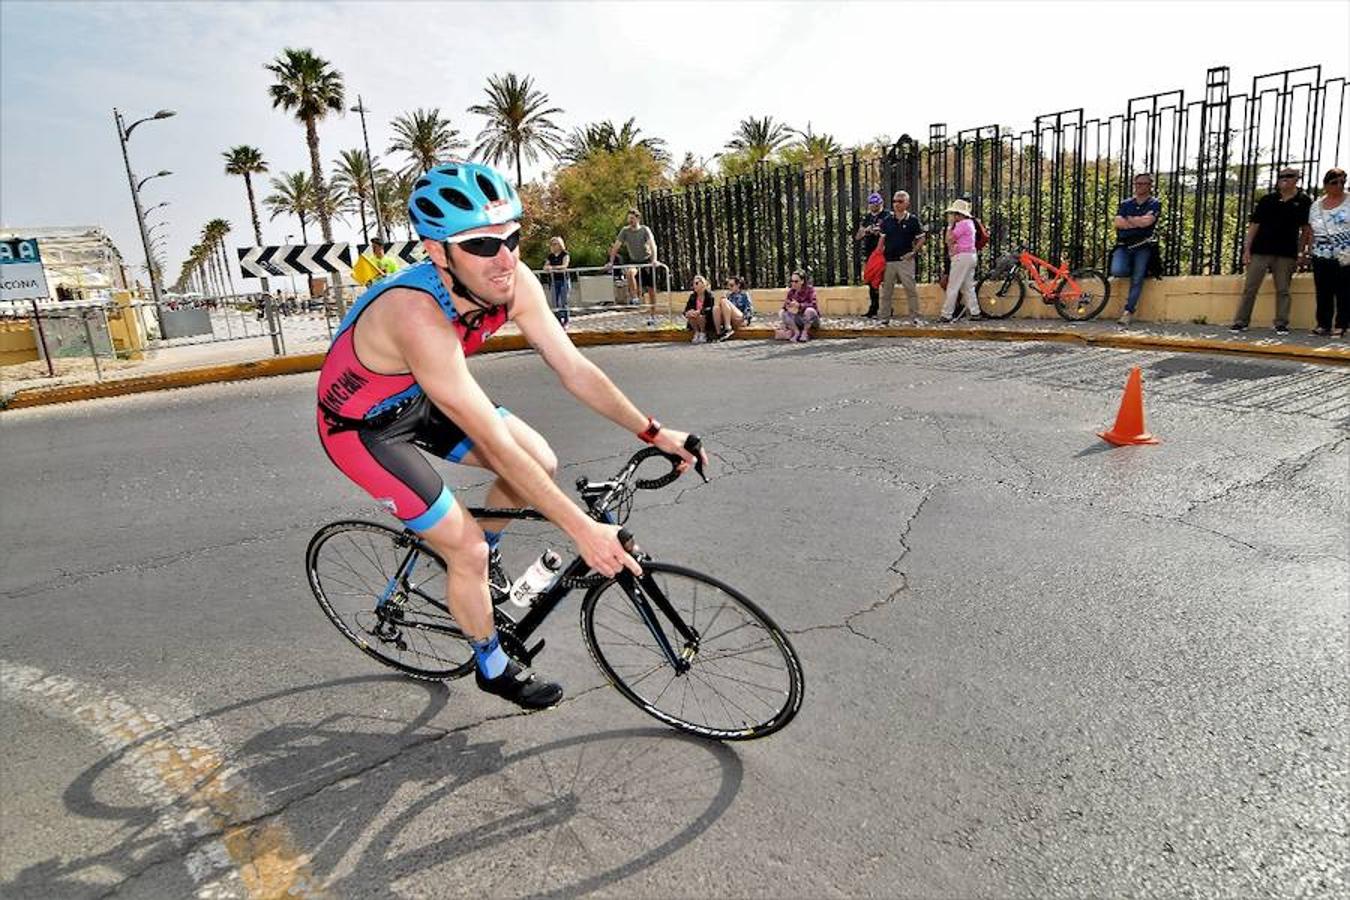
[2,0,1347,285]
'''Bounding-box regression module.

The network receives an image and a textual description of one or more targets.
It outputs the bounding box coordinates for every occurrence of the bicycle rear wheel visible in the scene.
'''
[581,562,804,740]
[306,520,475,680]
[974,271,1026,319]
[1054,268,1111,321]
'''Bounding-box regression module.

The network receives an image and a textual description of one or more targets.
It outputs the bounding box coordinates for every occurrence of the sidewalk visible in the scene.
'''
[3,306,1346,410]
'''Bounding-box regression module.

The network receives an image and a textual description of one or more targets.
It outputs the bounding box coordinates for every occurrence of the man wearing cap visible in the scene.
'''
[877,190,926,325]
[854,192,885,317]
[1231,168,1313,335]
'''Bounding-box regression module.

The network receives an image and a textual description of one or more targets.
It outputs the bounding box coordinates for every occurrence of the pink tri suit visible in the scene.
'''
[316,260,509,532]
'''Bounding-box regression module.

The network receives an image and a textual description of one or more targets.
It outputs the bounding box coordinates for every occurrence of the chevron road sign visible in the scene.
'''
[237,243,353,278]
[356,241,424,266]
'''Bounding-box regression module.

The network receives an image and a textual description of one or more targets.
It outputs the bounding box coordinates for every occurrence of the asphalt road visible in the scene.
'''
[1,338,1346,899]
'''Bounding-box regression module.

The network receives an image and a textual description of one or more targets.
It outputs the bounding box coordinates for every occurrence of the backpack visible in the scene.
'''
[973,217,990,251]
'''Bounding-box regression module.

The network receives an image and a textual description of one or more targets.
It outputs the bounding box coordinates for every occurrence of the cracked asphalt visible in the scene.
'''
[1,337,1346,898]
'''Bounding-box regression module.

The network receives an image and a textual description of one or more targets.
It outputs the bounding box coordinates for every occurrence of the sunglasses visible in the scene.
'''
[445,227,521,258]
[1278,173,1299,180]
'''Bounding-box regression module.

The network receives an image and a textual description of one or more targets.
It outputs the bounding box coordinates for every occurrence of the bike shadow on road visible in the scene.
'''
[20,673,743,898]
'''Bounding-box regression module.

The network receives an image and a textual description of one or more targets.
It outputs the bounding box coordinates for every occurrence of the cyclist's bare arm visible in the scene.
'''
[510,262,708,472]
[393,294,638,576]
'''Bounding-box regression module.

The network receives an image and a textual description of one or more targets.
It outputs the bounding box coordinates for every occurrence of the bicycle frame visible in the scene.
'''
[1016,249,1085,301]
[372,494,698,674]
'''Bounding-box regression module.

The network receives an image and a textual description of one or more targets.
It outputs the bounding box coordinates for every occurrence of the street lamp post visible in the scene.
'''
[284,234,300,300]
[114,107,174,328]
[350,96,384,242]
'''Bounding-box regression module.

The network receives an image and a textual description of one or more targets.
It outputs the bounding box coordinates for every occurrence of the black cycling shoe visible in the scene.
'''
[487,546,511,605]
[476,659,564,709]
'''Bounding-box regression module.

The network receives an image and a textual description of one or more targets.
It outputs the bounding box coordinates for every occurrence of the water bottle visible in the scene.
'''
[508,549,562,609]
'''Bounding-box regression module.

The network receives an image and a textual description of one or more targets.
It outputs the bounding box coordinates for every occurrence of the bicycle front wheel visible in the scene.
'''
[306,520,475,681]
[581,562,804,740]
[1054,268,1111,321]
[974,271,1026,319]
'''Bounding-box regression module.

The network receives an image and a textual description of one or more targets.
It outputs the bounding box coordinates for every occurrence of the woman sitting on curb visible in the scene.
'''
[684,274,718,343]
[714,275,754,340]
[780,270,820,342]
[940,199,982,323]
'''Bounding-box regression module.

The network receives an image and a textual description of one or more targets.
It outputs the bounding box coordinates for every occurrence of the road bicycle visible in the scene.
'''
[305,443,804,741]
[974,245,1110,322]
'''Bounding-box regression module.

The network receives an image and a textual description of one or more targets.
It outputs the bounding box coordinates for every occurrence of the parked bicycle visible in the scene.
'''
[306,444,804,741]
[975,246,1110,321]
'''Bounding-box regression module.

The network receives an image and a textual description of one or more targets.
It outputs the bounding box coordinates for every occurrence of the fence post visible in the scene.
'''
[30,299,55,377]
[264,293,283,356]
[81,309,103,381]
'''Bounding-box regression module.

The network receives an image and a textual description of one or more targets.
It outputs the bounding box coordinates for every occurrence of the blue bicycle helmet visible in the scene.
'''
[408,162,522,241]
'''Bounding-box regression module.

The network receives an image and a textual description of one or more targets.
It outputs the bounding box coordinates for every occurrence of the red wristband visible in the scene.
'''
[637,416,662,444]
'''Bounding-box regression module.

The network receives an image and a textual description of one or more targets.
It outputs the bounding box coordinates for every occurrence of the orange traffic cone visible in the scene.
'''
[1099,366,1159,446]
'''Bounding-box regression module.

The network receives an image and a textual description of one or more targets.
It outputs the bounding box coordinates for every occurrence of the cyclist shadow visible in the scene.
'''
[31,673,742,898]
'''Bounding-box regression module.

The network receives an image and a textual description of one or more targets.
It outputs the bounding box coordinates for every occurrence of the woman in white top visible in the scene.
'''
[1308,167,1349,337]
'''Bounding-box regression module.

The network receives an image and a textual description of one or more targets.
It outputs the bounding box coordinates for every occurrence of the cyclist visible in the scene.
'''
[316,162,707,710]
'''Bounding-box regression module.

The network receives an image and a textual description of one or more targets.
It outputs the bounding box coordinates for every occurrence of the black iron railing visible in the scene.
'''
[640,65,1348,290]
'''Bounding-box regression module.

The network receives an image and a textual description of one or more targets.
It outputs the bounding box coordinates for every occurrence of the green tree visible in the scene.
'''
[265,47,345,241]
[468,72,565,186]
[264,170,314,243]
[222,145,269,245]
[780,123,842,168]
[562,118,669,165]
[332,148,388,242]
[724,115,792,165]
[537,146,666,267]
[387,107,468,177]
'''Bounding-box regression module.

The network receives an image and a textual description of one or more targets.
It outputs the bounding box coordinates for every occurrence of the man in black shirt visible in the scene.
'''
[1231,167,1313,334]
[878,191,926,324]
[854,192,884,317]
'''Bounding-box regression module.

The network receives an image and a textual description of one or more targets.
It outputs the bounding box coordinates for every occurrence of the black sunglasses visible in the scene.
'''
[448,229,521,258]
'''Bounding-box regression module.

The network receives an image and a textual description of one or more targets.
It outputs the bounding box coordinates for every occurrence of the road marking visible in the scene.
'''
[1,659,324,898]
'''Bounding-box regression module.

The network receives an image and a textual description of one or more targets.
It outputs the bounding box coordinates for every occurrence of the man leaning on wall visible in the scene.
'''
[1111,173,1162,327]
[1230,167,1313,335]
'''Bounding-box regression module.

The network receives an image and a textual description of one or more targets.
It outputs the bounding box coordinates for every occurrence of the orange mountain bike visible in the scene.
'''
[975,246,1110,321]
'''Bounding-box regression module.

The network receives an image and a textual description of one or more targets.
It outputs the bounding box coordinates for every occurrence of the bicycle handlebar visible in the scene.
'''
[578,435,707,521]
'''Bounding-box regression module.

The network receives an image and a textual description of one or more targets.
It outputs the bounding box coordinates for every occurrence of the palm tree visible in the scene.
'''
[388,107,467,177]
[265,47,345,241]
[264,171,314,243]
[203,219,237,297]
[562,117,669,164]
[376,170,418,240]
[222,146,269,245]
[724,115,792,165]
[332,149,388,243]
[785,123,843,167]
[467,72,565,186]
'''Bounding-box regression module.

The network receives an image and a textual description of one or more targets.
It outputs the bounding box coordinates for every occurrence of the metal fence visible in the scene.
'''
[641,65,1348,289]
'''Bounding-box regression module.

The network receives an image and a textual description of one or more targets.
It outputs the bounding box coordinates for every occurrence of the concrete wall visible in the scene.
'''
[0,321,38,366]
[666,273,1320,329]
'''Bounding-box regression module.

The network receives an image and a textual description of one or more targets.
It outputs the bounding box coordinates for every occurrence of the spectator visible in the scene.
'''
[683,274,717,343]
[855,191,885,317]
[940,199,981,322]
[878,190,926,325]
[1111,173,1163,326]
[780,269,820,342]
[607,208,659,326]
[542,236,571,326]
[1230,167,1313,334]
[1308,166,1349,337]
[713,275,754,340]
[370,237,399,281]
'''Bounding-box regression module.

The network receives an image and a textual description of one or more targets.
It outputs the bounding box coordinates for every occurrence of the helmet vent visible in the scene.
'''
[415,178,431,189]
[475,173,500,202]
[439,187,474,210]
[414,197,443,219]
[437,166,458,177]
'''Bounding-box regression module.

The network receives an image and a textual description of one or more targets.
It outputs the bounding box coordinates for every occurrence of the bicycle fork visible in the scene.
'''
[615,570,700,675]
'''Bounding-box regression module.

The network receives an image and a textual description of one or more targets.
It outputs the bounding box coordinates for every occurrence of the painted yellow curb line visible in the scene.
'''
[4,325,1346,411]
